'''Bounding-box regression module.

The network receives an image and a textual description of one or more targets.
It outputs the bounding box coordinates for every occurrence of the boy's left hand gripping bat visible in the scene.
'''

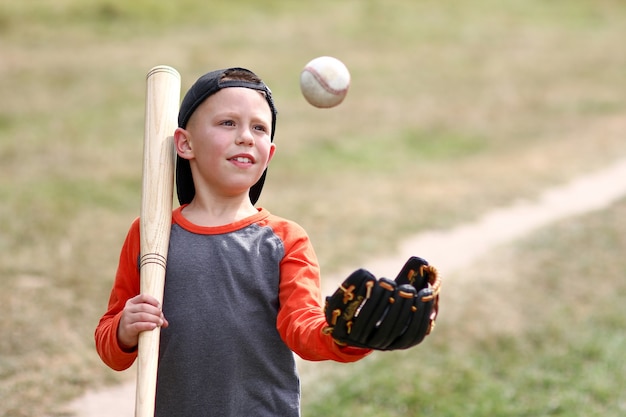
[136,65,181,417]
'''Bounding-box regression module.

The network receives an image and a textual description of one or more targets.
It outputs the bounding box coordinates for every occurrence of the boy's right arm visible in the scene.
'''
[94,218,142,371]
[95,307,137,371]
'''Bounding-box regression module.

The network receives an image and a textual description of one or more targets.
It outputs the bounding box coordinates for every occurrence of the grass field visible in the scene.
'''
[1,0,625,416]
[301,197,626,416]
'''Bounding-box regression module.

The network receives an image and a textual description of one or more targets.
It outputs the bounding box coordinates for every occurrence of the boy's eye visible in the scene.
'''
[254,125,268,132]
[221,120,235,126]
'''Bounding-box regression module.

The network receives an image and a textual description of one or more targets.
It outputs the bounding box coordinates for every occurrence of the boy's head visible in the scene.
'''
[176,67,277,205]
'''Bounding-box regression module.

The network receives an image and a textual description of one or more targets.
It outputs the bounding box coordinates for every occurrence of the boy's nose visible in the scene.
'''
[236,128,255,146]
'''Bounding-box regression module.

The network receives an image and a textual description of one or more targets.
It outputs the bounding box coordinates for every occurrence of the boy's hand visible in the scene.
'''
[117,293,168,351]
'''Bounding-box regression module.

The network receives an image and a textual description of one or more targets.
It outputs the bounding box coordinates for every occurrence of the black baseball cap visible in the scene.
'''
[176,67,277,206]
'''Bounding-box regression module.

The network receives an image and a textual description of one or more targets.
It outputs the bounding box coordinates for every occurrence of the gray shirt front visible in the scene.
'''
[155,219,300,417]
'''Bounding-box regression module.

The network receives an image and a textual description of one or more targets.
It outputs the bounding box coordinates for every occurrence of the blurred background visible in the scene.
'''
[1,1,625,416]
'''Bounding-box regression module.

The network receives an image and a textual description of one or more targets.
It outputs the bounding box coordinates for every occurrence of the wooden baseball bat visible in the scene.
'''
[136,65,181,417]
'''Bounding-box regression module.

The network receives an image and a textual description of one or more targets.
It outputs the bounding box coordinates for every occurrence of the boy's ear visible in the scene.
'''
[174,127,193,159]
[266,143,277,167]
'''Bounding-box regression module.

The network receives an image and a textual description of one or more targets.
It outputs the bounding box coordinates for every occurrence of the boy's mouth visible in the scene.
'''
[229,155,255,164]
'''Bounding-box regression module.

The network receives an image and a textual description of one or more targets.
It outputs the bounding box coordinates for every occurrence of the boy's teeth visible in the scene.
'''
[234,157,250,163]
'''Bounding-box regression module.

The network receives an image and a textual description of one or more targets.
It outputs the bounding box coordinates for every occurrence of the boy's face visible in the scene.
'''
[175,87,276,201]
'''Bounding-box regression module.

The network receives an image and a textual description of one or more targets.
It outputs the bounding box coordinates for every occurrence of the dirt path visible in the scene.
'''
[64,157,626,417]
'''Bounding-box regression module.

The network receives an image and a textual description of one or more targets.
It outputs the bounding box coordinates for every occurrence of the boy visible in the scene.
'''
[95,67,373,416]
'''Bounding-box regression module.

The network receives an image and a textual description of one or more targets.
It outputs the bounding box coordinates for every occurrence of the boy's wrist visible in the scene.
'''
[117,338,138,353]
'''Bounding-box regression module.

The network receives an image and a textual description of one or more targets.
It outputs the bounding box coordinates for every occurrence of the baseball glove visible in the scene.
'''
[323,256,441,350]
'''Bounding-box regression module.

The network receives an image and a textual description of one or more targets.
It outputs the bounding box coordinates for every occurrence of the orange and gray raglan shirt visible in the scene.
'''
[95,206,371,417]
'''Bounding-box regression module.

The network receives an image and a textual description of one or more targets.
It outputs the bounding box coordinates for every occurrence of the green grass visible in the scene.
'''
[1,0,626,416]
[303,198,626,416]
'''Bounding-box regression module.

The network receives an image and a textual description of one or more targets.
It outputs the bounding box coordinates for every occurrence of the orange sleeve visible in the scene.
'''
[274,219,372,362]
[94,218,142,371]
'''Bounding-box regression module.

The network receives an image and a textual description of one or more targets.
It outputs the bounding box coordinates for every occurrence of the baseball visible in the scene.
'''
[300,56,350,108]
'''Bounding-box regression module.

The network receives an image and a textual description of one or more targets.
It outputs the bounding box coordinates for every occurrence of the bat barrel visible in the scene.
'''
[136,65,181,417]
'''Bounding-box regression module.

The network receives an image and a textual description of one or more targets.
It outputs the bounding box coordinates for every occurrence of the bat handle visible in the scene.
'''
[135,258,166,416]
